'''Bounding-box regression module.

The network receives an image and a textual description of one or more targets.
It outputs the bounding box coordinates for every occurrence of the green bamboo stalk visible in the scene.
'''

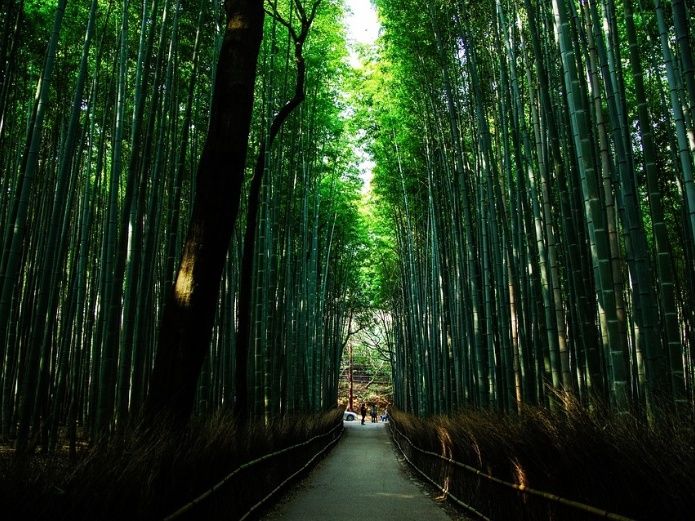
[552,0,629,411]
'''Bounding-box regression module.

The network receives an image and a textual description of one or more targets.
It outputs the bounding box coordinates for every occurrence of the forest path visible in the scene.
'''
[261,420,463,520]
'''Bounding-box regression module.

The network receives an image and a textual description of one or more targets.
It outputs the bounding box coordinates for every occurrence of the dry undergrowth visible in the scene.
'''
[391,401,695,520]
[0,408,343,521]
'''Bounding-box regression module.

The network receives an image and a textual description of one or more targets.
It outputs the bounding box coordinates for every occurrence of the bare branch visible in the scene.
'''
[295,0,322,42]
[264,1,298,41]
[294,0,306,22]
[308,0,321,24]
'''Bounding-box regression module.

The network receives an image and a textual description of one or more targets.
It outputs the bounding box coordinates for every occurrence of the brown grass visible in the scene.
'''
[390,401,695,520]
[0,408,343,521]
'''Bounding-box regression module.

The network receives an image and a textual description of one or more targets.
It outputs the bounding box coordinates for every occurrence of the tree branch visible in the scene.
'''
[235,0,322,421]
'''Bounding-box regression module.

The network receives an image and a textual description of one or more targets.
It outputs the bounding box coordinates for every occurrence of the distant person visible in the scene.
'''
[381,409,389,422]
[370,404,378,423]
[360,403,367,425]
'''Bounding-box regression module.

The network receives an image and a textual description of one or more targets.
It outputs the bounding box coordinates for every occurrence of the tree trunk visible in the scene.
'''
[145,0,265,424]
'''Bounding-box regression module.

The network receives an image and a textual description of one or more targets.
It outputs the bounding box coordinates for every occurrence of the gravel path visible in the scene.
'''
[262,421,461,520]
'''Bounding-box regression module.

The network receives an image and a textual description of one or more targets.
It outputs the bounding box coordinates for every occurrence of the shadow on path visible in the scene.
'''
[262,421,457,520]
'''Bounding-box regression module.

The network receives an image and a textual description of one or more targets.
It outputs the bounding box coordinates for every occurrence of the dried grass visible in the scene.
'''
[391,401,695,520]
[0,408,343,521]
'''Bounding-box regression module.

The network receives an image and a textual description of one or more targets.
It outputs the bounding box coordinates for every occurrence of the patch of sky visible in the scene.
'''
[342,0,379,194]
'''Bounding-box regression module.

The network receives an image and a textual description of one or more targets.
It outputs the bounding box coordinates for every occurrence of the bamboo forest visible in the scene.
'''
[1,0,695,519]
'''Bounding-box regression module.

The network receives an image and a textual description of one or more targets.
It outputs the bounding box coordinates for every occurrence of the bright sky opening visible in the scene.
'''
[345,0,380,47]
[343,0,379,194]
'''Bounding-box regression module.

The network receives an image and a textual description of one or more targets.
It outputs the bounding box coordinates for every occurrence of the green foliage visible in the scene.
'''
[2,0,694,456]
[359,0,695,418]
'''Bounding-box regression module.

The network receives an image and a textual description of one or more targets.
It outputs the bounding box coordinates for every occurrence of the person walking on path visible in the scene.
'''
[360,403,367,425]
[370,404,378,423]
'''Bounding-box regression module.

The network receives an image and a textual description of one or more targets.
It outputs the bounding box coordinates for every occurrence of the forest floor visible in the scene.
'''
[261,420,470,521]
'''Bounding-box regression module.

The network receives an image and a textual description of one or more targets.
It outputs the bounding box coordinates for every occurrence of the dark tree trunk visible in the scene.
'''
[145,0,265,424]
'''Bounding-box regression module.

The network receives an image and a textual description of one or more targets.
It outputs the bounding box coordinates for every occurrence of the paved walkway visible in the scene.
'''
[262,421,458,520]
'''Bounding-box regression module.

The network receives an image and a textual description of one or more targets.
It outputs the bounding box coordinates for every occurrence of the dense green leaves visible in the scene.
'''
[0,0,366,448]
[1,0,693,452]
[363,0,695,418]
